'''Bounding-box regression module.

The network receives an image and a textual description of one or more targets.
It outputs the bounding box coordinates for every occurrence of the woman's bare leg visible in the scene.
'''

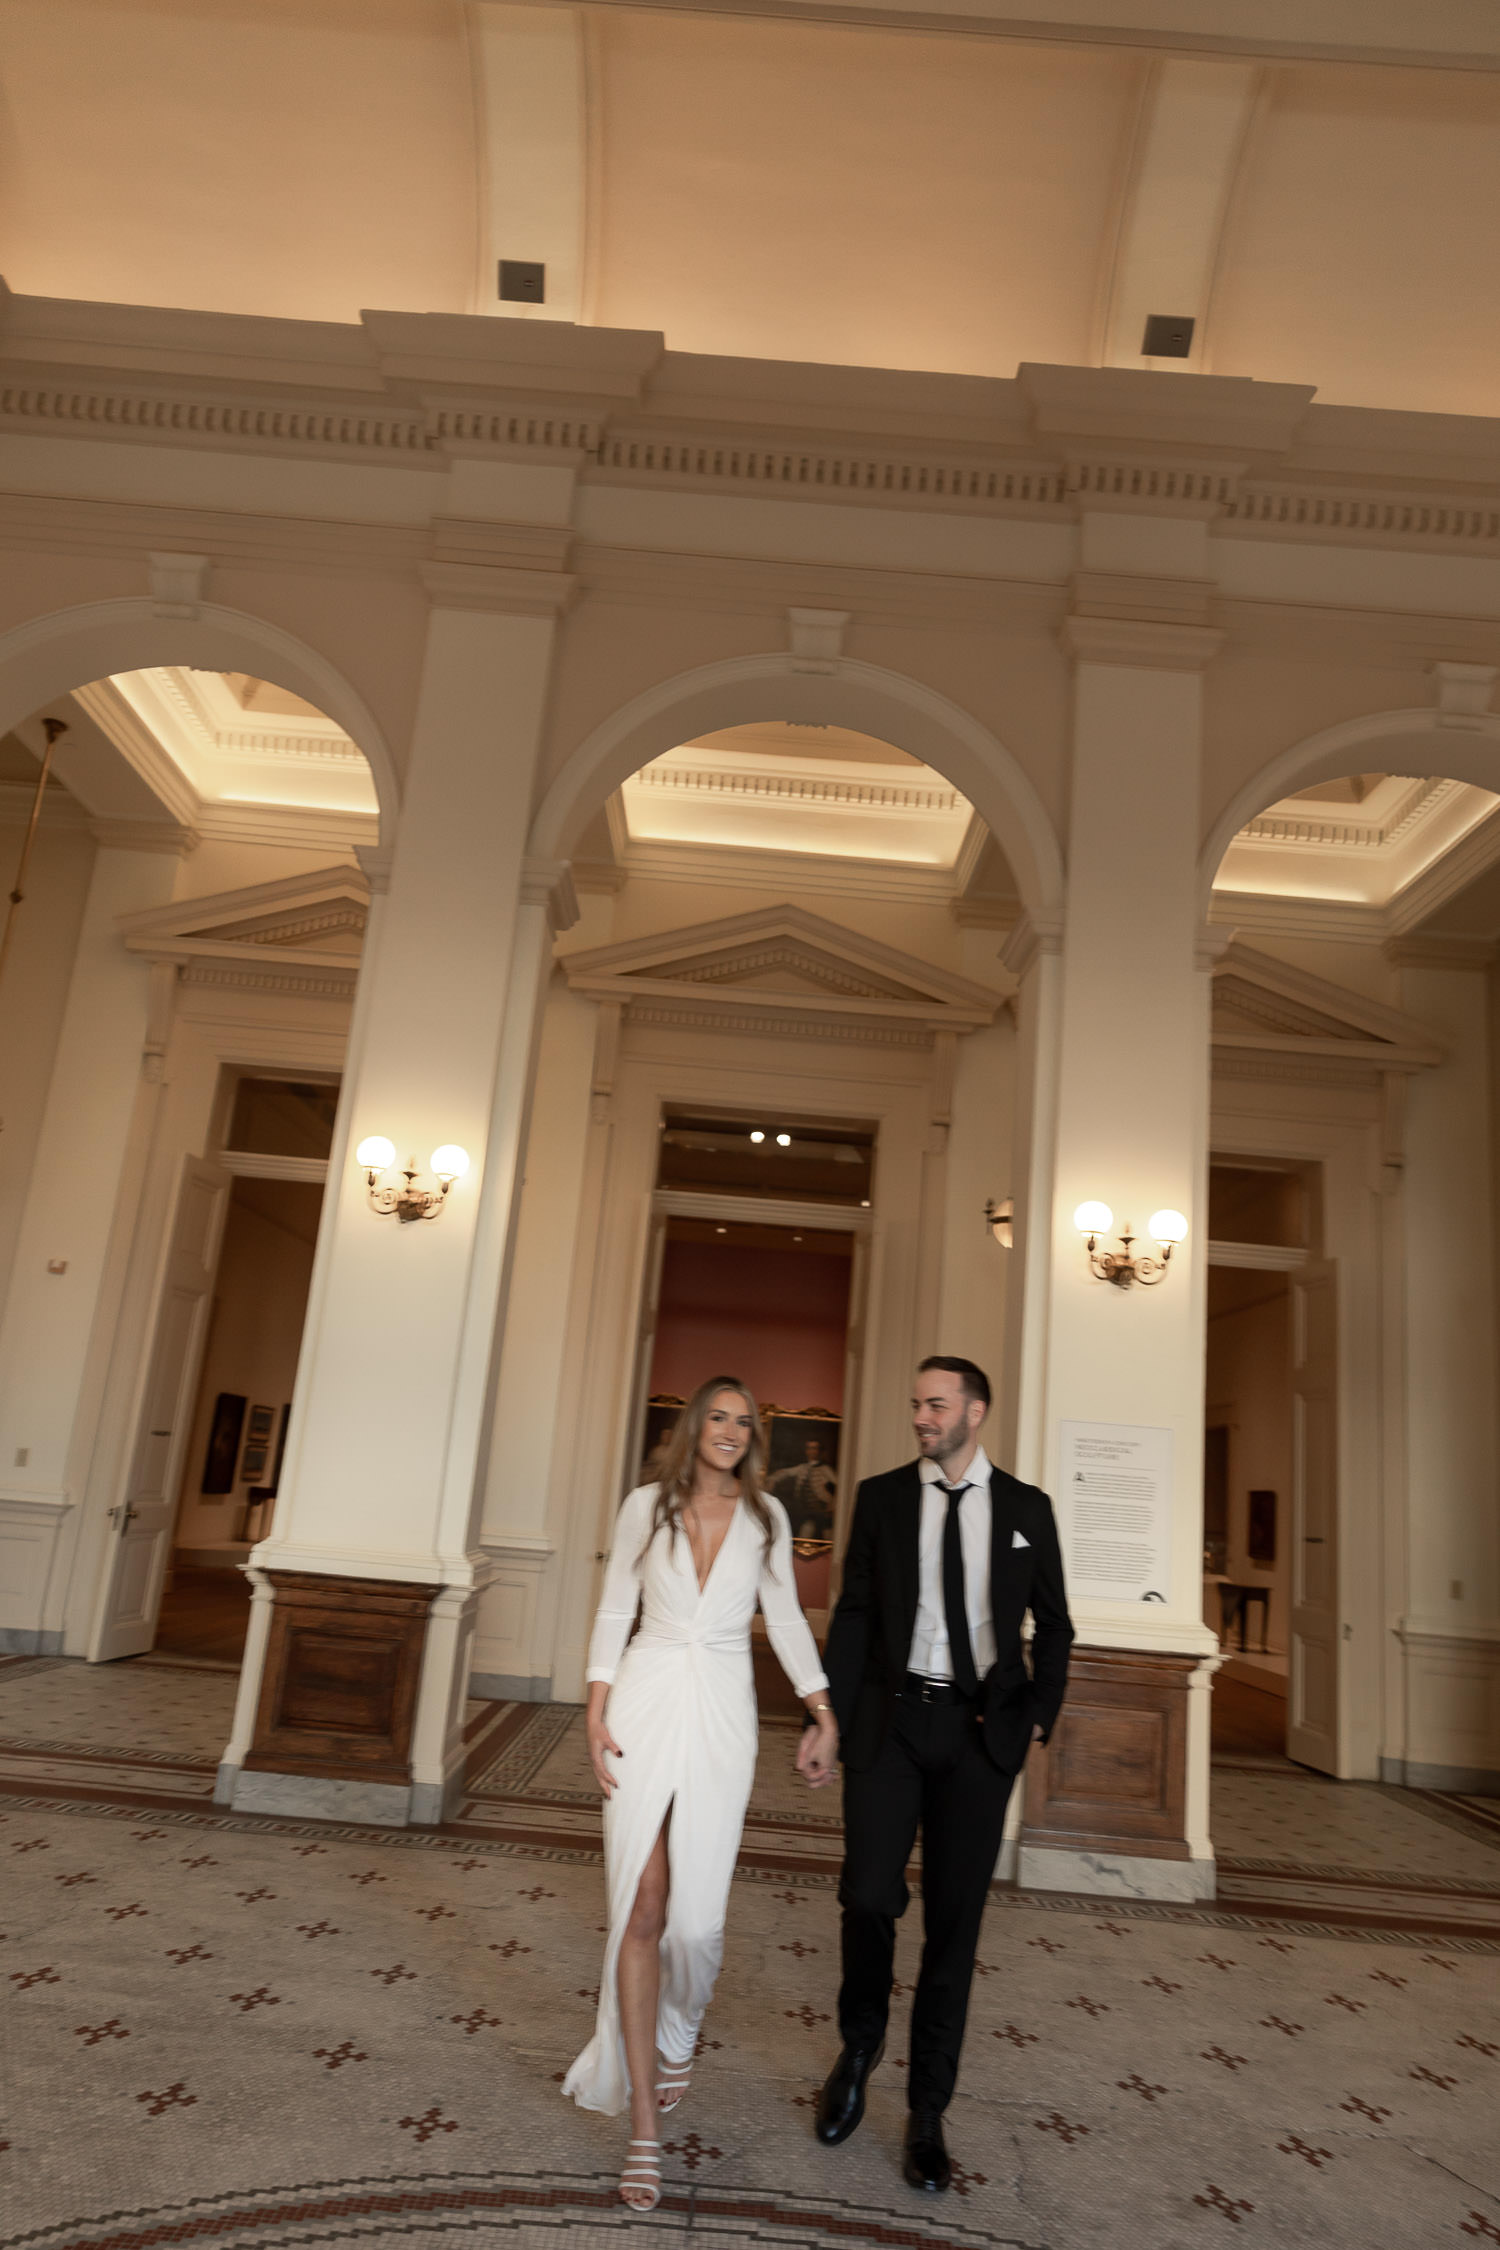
[618,1814,670,2194]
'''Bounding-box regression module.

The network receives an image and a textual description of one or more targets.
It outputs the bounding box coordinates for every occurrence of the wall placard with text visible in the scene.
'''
[1058,1420,1172,1604]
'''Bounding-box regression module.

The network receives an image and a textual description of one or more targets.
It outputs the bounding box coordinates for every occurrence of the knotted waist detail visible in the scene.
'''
[633,1617,751,1658]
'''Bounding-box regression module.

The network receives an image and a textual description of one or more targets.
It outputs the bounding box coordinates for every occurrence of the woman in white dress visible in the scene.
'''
[563,1375,839,2209]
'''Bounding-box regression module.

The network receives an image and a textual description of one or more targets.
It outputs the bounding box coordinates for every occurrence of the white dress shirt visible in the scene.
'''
[907,1445,997,1681]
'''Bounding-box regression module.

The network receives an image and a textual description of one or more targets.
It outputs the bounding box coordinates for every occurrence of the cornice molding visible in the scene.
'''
[1382,932,1499,971]
[7,293,1500,574]
[90,817,198,856]
[1060,614,1225,672]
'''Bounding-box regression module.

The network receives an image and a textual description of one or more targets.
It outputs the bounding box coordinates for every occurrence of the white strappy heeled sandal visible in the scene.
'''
[620,2138,662,2212]
[656,2059,693,2113]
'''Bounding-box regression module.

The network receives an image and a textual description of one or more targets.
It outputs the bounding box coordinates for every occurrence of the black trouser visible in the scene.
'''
[836,1687,1014,2114]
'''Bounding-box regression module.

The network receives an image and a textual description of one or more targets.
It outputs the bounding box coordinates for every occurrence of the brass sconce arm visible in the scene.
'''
[1074,1202,1186,1287]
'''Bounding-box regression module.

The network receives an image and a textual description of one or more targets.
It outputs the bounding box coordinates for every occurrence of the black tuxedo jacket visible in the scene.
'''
[822,1460,1074,1776]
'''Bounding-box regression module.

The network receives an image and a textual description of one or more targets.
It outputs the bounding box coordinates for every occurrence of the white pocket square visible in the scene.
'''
[1012,1529,1030,1549]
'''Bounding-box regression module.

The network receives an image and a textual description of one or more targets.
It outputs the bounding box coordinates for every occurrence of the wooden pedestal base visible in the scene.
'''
[1019,1646,1213,1900]
[243,1570,437,1786]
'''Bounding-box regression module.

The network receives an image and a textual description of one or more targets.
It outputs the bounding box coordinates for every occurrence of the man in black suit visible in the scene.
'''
[812,1356,1073,2192]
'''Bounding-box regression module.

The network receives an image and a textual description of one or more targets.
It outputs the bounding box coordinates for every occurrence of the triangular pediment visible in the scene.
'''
[564,905,1001,1030]
[1211,940,1443,1068]
[119,864,370,965]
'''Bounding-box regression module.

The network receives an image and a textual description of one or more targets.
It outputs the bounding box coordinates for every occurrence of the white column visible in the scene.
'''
[1386,937,1500,1790]
[997,911,1063,1488]
[1021,599,1222,1901]
[0,831,188,1652]
[220,593,576,1823]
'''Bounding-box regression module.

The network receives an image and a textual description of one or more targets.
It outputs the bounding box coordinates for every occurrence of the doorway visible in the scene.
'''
[625,1107,873,1713]
[91,1073,335,1666]
[1205,1159,1337,1773]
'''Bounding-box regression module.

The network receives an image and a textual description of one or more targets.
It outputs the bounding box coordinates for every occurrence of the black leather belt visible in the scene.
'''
[901,1672,974,1706]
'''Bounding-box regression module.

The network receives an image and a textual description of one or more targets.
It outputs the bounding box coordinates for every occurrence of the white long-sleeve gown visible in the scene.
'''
[562,1483,828,2115]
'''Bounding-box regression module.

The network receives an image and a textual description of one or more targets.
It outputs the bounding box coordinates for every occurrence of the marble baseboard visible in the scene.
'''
[1018,1844,1217,1903]
[410,1760,467,1827]
[469,1672,552,1703]
[994,1834,1019,1884]
[229,1766,414,1827]
[1380,1754,1500,1796]
[0,1627,63,1655]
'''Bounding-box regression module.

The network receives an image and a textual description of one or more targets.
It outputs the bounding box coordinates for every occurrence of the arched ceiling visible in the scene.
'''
[3,0,1499,416]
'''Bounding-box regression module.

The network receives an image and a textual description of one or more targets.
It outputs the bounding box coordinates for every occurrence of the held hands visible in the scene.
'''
[796,1710,840,1789]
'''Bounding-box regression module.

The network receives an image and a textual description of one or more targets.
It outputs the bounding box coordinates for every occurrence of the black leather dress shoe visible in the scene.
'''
[813,2042,884,2145]
[902,2109,952,2193]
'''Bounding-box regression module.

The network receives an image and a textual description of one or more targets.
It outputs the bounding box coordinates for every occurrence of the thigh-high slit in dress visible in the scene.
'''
[562,1484,828,2115]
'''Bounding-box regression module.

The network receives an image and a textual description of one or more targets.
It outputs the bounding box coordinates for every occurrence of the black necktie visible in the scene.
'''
[940,1483,979,1696]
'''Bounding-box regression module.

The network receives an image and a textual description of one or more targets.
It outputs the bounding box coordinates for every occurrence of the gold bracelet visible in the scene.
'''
[810,1701,832,1714]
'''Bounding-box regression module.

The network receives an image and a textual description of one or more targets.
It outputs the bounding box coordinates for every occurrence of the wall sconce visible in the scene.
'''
[356,1136,469,1223]
[1073,1201,1187,1288]
[984,1197,1014,1249]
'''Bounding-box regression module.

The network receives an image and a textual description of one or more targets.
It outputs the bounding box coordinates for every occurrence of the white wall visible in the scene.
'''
[0,816,96,1306]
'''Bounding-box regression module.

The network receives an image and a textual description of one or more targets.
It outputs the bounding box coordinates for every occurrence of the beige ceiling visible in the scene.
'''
[5,0,1500,414]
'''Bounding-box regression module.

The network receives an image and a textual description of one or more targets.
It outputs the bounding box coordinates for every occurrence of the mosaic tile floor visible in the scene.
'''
[1,1785,1497,2250]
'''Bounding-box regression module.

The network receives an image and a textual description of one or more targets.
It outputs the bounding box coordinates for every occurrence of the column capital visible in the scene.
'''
[521,855,580,934]
[418,560,577,616]
[1060,614,1224,672]
[353,843,395,895]
[999,908,1065,978]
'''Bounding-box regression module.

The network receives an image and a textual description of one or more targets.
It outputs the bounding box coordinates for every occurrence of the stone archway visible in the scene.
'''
[0,595,401,838]
[527,650,1064,919]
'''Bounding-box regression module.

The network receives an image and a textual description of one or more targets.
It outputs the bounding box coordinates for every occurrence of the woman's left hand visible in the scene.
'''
[795,1712,839,1789]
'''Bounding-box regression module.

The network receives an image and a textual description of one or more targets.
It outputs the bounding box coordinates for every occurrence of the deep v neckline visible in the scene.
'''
[686,1497,740,1598]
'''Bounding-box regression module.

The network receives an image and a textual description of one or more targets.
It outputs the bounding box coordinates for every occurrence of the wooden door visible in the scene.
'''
[1287,1261,1339,1773]
[89,1159,231,1662]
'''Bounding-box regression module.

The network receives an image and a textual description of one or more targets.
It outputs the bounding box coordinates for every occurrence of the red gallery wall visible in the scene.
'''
[648,1239,850,1410]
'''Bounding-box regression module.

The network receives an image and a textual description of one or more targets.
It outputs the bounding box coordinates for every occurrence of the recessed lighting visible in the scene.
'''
[749,1130,765,1144]
[860,1199,871,1207]
[776,1132,791,1146]
[716,1225,727,1234]
[793,1234,803,1242]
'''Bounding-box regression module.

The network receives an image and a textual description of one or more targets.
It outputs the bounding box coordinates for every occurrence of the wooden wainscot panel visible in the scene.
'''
[244,1571,438,1785]
[1021,1646,1197,1861]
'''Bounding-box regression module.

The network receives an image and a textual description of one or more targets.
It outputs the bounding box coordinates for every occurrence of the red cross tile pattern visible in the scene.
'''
[0,1676,1496,2250]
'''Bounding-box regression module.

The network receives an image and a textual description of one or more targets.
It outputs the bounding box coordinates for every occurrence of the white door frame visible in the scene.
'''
[87,1154,232,1660]
[544,1041,941,1704]
[64,1011,349,1657]
[1207,1086,1391,1780]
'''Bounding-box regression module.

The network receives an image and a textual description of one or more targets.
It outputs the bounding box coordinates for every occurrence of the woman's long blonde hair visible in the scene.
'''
[643,1375,777,1563]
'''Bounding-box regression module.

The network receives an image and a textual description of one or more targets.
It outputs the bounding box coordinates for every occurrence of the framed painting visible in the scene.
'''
[201,1392,247,1495]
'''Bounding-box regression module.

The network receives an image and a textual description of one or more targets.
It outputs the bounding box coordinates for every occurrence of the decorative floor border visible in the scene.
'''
[0,2166,1024,2250]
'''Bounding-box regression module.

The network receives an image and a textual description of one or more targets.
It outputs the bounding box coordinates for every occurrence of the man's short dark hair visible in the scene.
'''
[917,1355,992,1412]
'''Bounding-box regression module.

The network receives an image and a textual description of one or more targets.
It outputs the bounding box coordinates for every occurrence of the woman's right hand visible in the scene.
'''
[587,1707,624,1795]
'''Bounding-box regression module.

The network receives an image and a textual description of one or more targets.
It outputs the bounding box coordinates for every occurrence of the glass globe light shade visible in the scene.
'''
[776,1132,792,1146]
[1073,1200,1113,1237]
[355,1135,396,1173]
[430,1144,470,1182]
[749,1130,766,1144]
[1148,1208,1188,1246]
